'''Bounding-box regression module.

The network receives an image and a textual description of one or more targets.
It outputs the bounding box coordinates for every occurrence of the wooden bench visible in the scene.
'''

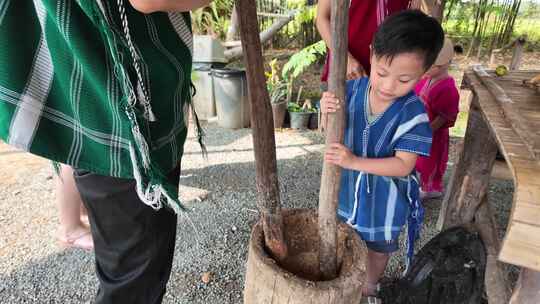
[438,69,540,304]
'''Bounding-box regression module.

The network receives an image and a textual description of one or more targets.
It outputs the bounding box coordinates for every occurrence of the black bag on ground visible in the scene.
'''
[379,226,487,304]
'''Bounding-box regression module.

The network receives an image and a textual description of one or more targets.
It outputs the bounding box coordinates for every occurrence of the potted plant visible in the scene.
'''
[279,41,326,130]
[266,59,289,128]
[288,88,317,130]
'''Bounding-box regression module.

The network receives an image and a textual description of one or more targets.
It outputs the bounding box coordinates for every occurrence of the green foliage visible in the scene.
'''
[266,59,288,104]
[191,0,233,39]
[287,101,303,112]
[289,1,317,25]
[282,40,327,80]
[278,1,318,45]
[443,0,540,50]
[287,102,317,113]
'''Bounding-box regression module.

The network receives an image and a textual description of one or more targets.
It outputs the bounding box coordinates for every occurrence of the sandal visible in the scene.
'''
[58,231,94,251]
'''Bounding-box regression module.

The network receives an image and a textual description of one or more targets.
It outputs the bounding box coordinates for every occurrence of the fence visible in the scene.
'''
[256,0,320,48]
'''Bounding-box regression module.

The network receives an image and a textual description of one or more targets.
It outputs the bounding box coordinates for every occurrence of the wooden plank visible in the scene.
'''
[492,160,512,180]
[511,200,540,227]
[472,66,539,159]
[464,71,537,161]
[513,160,540,184]
[237,0,287,261]
[318,0,349,280]
[500,221,540,271]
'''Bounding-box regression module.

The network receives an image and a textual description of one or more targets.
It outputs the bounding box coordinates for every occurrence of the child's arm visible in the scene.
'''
[431,115,447,132]
[129,0,211,13]
[325,143,417,177]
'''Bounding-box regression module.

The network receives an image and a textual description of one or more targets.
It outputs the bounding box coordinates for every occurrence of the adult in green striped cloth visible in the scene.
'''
[0,0,209,302]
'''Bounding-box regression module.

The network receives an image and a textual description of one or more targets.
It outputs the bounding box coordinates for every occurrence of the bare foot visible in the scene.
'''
[58,226,94,251]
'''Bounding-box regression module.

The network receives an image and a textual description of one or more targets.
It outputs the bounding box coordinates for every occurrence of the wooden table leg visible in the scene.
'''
[510,268,540,303]
[437,97,499,230]
[475,196,511,304]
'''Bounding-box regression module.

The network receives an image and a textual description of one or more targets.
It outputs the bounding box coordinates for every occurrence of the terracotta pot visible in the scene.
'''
[272,101,287,128]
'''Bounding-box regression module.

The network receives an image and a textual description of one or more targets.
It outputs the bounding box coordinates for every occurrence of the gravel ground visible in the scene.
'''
[0,121,517,303]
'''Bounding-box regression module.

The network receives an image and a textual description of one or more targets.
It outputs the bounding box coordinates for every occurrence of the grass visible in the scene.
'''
[450,111,469,138]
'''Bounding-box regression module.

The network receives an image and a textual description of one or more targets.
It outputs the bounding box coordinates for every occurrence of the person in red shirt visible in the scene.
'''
[317,0,413,84]
[414,38,460,200]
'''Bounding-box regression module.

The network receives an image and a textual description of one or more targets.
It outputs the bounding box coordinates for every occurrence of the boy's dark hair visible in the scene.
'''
[372,10,444,70]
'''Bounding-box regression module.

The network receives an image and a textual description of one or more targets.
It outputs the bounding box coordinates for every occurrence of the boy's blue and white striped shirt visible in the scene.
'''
[337,78,432,250]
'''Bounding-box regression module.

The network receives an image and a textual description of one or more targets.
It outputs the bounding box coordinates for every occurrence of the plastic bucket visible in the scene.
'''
[212,68,250,129]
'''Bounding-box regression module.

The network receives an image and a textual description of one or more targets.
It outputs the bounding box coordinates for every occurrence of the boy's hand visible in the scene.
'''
[320,92,341,114]
[325,143,356,170]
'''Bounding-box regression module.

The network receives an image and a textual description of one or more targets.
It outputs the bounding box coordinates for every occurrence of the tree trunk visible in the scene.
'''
[236,0,287,262]
[502,0,522,45]
[475,0,492,59]
[466,0,484,58]
[496,0,512,46]
[318,0,349,280]
[444,0,458,22]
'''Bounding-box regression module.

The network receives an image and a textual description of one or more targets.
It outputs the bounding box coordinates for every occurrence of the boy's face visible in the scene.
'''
[369,52,425,102]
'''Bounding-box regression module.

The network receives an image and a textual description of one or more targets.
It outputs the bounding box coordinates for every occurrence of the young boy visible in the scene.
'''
[321,10,444,302]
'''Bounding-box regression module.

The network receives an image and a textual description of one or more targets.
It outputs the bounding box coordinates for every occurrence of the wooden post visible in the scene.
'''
[510,36,526,71]
[437,97,499,230]
[474,197,511,304]
[318,0,349,280]
[236,0,287,261]
[510,268,540,304]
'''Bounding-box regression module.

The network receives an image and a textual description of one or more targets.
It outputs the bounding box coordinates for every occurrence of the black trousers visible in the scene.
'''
[74,168,180,304]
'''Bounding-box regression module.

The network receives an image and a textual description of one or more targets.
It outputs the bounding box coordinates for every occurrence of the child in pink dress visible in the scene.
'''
[414,38,460,199]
